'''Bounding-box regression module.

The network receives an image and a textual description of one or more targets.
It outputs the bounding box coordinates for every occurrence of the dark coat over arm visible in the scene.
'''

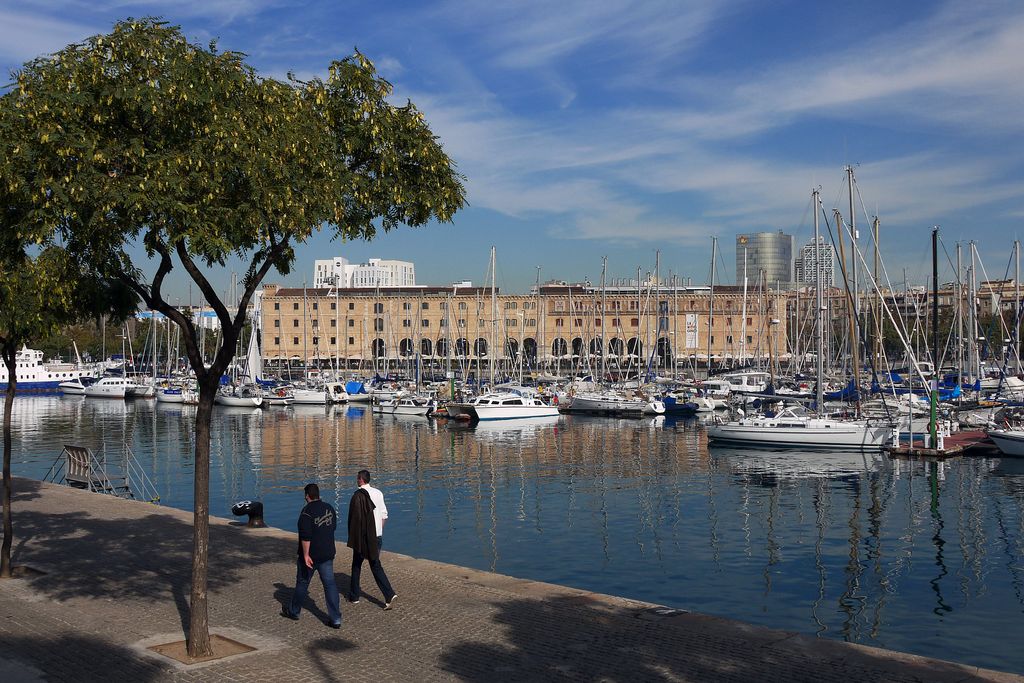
[347,488,379,561]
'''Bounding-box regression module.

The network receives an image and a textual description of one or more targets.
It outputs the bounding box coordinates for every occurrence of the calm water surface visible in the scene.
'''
[8,396,1024,673]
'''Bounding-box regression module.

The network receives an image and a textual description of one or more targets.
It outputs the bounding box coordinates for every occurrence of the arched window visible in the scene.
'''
[523,338,537,359]
[551,338,568,357]
[474,338,488,357]
[571,337,584,357]
[627,337,642,358]
[505,338,519,358]
[421,338,433,356]
[399,338,414,357]
[437,338,450,357]
[608,337,624,356]
[455,338,469,357]
[372,339,387,358]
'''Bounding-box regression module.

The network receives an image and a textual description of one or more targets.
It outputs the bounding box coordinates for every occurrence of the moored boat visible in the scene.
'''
[83,376,130,399]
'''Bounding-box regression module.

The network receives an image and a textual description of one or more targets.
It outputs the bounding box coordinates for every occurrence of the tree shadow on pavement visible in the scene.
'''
[438,595,1004,683]
[0,633,168,682]
[7,477,42,504]
[9,504,299,639]
[306,636,358,683]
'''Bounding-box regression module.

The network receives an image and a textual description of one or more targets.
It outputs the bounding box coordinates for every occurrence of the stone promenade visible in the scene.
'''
[0,477,1020,682]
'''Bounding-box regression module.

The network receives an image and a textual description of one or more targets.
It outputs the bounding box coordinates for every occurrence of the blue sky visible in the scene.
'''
[3,1,1023,298]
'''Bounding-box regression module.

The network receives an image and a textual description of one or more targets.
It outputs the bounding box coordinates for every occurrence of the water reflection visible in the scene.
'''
[6,395,1024,674]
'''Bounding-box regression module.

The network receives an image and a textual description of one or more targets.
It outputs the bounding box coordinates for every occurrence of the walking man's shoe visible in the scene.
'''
[281,608,299,621]
[327,621,342,629]
[384,594,397,610]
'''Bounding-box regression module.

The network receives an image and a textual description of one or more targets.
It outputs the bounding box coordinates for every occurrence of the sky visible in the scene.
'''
[2,0,1023,298]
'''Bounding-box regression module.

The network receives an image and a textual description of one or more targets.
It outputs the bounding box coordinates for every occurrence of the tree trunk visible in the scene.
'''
[1,345,16,579]
[186,379,216,657]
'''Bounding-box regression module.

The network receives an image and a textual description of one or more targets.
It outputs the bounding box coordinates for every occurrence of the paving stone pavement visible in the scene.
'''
[1,476,1020,683]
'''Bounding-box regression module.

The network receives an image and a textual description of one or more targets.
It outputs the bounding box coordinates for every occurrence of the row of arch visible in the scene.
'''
[372,336,675,361]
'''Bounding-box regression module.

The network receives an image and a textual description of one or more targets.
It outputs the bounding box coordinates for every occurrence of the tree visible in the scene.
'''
[10,18,465,657]
[0,248,135,578]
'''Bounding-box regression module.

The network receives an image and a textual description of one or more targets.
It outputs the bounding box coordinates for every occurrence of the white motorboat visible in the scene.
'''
[126,380,156,398]
[215,384,264,408]
[156,385,199,404]
[987,428,1024,457]
[448,391,559,421]
[325,381,349,404]
[376,394,436,416]
[706,407,896,451]
[83,376,130,399]
[58,377,94,395]
[264,386,296,406]
[563,390,665,416]
[292,387,329,405]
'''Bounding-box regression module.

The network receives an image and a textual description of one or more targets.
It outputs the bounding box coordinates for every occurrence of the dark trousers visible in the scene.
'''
[349,536,395,601]
[288,556,341,625]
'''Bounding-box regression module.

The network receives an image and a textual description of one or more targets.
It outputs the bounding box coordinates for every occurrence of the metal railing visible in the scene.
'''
[43,444,161,504]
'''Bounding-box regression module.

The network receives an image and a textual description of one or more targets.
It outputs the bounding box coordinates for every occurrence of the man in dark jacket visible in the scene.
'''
[284,483,341,628]
[347,470,396,608]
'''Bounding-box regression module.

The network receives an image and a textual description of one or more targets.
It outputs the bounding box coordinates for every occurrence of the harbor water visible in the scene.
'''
[6,395,1024,674]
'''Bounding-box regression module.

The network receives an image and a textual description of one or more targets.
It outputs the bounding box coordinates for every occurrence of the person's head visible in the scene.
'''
[357,469,371,486]
[304,483,320,501]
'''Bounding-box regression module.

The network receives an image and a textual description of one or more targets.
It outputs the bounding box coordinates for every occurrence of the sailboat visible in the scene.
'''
[706,188,896,451]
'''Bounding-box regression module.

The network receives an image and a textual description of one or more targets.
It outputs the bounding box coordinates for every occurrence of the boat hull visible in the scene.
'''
[987,429,1024,457]
[707,423,893,451]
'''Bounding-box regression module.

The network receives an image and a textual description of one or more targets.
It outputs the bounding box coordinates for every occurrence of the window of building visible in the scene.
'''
[507,319,517,327]
[330,302,336,310]
[612,318,621,327]
[505,301,517,310]
[595,319,601,327]
[440,319,448,328]
[746,335,753,344]
[274,337,280,345]
[403,319,411,328]
[330,337,336,345]
[374,318,384,331]
[422,319,430,328]
[311,319,318,328]
[458,319,466,327]
[293,319,299,328]
[348,302,354,311]
[374,303,384,313]
[458,302,467,310]
[330,319,336,327]
[348,319,354,327]
[574,318,583,327]
[555,318,564,327]
[727,335,733,344]
[747,317,753,325]
[440,302,448,310]
[273,319,280,327]
[293,336,299,344]
[312,302,318,310]
[348,337,355,345]
[273,302,279,311]
[312,336,319,346]
[631,318,639,327]
[422,302,429,310]
[403,302,412,311]
[293,302,299,310]
[527,318,536,327]
[726,317,732,325]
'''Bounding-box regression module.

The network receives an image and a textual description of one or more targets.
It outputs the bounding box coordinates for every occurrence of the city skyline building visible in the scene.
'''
[313,256,416,289]
[735,231,794,288]
[795,236,836,287]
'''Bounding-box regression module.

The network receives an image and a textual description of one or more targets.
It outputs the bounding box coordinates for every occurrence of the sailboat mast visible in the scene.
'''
[740,246,748,366]
[707,237,717,379]
[813,189,824,412]
[490,246,497,386]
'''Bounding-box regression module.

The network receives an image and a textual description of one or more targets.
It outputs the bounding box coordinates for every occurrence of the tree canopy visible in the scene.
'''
[9,17,465,378]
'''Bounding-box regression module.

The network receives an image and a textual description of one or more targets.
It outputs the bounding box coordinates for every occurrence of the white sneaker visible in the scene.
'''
[384,594,397,610]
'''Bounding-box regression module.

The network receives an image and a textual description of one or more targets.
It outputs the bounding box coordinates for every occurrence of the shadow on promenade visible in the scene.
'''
[9,502,299,637]
[438,595,1000,683]
[1,633,165,682]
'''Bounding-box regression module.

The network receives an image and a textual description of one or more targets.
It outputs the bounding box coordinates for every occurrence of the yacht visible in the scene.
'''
[84,376,130,399]
[375,394,436,416]
[215,384,264,408]
[292,387,329,404]
[58,377,96,395]
[0,345,88,392]
[562,390,665,416]
[156,384,199,405]
[706,406,896,451]
[987,428,1024,457]
[447,392,559,421]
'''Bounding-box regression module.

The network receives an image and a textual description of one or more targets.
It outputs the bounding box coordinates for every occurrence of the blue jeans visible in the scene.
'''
[349,536,395,602]
[288,556,341,625]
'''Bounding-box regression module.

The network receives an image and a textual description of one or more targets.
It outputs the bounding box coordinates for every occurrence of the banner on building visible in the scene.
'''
[685,314,698,348]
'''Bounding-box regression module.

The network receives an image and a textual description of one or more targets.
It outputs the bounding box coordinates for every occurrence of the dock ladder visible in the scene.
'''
[44,444,161,503]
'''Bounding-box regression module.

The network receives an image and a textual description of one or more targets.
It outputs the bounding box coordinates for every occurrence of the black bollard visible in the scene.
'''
[231,500,266,528]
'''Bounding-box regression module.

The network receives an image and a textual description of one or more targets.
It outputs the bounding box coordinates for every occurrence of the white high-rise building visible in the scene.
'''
[312,257,415,289]
[795,237,835,287]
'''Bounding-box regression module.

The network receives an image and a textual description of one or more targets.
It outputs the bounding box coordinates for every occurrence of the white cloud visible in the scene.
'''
[0,11,97,65]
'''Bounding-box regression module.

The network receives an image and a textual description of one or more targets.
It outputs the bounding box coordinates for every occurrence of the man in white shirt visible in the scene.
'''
[347,469,397,609]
